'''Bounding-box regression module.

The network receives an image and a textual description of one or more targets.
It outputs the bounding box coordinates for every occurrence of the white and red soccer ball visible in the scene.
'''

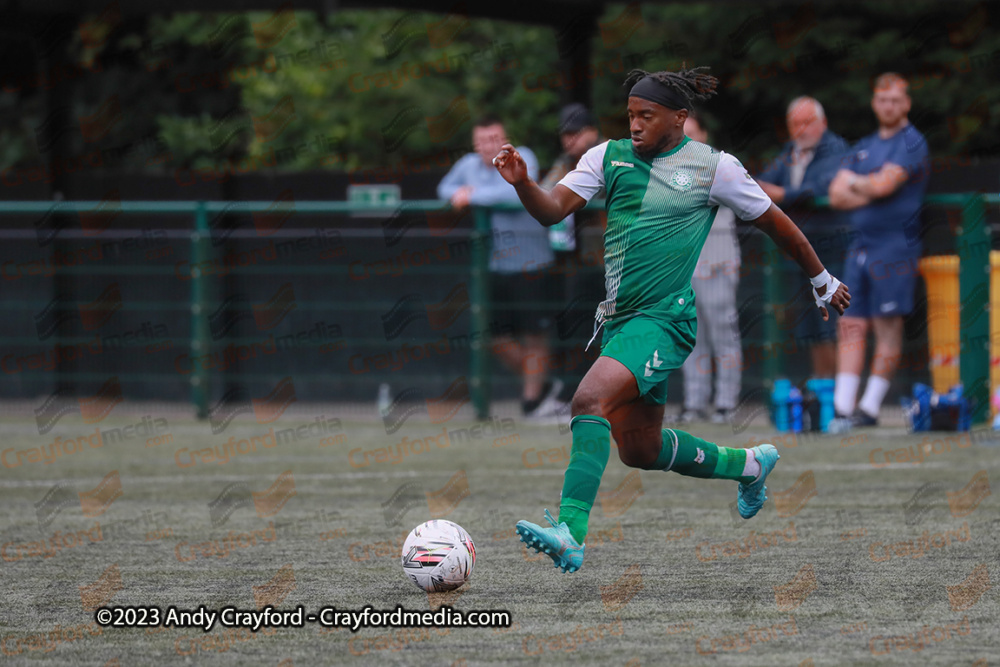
[401,520,476,592]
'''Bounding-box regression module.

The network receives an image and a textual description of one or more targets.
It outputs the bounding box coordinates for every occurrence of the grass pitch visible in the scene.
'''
[0,404,998,666]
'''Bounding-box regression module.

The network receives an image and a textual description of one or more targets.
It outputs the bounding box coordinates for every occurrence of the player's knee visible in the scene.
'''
[614,429,658,469]
[617,444,657,469]
[571,389,603,417]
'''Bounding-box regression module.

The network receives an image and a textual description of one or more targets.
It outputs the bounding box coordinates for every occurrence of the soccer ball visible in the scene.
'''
[400,520,476,592]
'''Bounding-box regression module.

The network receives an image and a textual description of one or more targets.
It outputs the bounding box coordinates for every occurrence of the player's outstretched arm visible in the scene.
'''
[750,203,851,320]
[492,143,586,227]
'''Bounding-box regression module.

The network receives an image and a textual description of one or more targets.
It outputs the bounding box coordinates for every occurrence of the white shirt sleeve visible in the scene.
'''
[708,152,773,221]
[556,141,608,202]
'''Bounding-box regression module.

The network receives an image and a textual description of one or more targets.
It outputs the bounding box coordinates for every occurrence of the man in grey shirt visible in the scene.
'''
[438,115,565,419]
[677,112,742,424]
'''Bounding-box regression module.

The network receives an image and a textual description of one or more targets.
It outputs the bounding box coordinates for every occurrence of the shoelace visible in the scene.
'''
[543,508,559,529]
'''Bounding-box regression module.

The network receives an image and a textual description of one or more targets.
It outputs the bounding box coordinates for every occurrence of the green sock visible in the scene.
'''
[558,415,611,545]
[653,428,756,483]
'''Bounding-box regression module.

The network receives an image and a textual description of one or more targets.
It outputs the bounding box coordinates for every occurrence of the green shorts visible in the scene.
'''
[600,314,696,405]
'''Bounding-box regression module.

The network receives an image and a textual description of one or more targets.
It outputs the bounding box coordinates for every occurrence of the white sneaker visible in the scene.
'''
[524,379,566,422]
[827,417,852,435]
[674,409,707,425]
[711,409,735,425]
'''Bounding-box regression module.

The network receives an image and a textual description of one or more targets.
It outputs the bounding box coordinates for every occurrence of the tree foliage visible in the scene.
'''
[2,1,999,179]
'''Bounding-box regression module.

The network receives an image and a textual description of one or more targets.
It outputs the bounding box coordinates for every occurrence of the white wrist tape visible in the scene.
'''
[811,270,841,308]
[809,270,830,289]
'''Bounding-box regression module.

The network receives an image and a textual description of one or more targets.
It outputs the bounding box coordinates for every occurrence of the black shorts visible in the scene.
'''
[490,270,559,336]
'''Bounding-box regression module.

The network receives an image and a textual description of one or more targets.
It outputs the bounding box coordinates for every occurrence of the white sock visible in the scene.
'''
[835,373,861,416]
[743,449,761,480]
[858,375,891,417]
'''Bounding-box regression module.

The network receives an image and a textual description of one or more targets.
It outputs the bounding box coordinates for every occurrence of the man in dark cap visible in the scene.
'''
[493,66,850,574]
[538,104,606,401]
[540,103,603,251]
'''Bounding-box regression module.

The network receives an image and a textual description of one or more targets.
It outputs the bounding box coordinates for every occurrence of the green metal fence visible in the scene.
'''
[0,194,996,422]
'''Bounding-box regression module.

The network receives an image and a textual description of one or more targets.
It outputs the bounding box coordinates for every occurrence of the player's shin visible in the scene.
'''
[653,428,757,483]
[559,415,611,544]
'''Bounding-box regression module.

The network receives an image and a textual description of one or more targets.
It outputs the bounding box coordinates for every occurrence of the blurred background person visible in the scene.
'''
[438,115,566,420]
[756,96,850,381]
[827,73,930,427]
[540,103,606,405]
[677,111,742,424]
[540,103,602,251]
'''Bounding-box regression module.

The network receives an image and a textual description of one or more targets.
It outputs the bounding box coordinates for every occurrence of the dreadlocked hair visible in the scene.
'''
[623,65,719,102]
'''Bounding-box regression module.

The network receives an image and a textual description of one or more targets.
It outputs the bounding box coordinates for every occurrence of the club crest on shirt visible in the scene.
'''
[669,170,693,191]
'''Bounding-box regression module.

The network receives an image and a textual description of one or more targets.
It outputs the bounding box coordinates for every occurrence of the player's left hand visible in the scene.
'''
[815,279,851,320]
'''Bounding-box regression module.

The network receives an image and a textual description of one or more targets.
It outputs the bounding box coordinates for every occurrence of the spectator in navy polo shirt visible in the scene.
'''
[827,73,930,427]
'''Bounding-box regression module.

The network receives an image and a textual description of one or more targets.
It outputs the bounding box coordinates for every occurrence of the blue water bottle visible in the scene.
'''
[806,378,836,433]
[789,386,803,433]
[772,379,791,432]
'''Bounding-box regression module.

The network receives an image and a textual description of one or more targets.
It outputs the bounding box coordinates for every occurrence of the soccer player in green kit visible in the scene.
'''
[493,67,851,573]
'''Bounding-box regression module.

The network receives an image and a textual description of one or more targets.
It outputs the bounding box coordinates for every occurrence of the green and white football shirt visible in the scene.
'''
[558,136,771,325]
